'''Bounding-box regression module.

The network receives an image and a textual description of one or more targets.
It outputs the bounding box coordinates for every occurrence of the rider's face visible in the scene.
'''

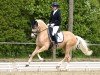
[52,6,57,11]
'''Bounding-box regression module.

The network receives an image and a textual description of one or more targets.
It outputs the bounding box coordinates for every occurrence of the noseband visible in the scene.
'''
[31,26,47,35]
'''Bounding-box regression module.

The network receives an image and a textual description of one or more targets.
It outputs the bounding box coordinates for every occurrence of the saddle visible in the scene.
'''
[48,26,63,43]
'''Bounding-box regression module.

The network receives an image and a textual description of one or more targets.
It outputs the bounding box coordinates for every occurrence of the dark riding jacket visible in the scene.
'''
[49,9,61,26]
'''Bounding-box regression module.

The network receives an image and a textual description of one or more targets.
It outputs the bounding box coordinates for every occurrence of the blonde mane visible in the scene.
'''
[36,19,47,29]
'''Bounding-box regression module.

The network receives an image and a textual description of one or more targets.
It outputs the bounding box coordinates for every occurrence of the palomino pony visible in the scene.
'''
[26,19,93,67]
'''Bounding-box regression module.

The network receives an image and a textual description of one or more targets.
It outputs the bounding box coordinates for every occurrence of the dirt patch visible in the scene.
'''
[0,71,100,75]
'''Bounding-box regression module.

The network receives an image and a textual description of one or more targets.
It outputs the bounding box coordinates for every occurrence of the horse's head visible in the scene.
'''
[31,19,39,38]
[31,19,47,38]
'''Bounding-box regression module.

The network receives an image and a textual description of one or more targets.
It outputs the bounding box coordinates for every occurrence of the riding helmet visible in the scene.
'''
[52,2,59,7]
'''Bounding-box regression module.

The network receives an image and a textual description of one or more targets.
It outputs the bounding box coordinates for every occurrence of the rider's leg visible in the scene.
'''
[52,26,59,44]
[52,26,59,36]
[53,34,58,44]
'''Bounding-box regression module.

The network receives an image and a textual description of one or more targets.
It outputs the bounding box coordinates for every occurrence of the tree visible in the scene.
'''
[0,0,99,58]
[68,0,74,32]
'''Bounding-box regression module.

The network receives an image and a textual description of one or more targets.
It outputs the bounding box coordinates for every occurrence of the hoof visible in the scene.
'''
[56,65,61,71]
[56,65,60,69]
[40,58,45,62]
[41,59,45,62]
[43,59,46,62]
[25,64,29,67]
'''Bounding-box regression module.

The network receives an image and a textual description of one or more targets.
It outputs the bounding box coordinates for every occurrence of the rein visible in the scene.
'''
[32,27,48,34]
[39,28,48,33]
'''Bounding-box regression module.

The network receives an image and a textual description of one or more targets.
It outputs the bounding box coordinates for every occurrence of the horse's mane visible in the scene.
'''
[36,19,47,28]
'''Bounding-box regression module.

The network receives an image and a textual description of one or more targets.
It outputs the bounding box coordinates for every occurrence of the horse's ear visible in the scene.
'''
[35,20,38,26]
[31,19,38,27]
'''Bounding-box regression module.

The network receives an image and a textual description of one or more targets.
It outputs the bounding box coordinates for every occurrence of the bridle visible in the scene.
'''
[31,26,48,36]
[39,28,47,33]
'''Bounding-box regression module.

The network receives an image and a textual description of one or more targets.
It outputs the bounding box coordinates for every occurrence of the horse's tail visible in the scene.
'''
[75,36,93,56]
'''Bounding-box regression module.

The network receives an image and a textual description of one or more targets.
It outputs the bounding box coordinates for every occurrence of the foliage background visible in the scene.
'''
[0,0,100,58]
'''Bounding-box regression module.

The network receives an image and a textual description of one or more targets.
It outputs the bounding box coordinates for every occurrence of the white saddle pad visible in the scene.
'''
[57,32,63,43]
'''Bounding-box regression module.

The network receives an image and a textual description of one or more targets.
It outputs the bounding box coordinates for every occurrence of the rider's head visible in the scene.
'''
[51,2,59,10]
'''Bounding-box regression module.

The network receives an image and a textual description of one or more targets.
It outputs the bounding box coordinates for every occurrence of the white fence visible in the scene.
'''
[0,42,36,45]
[0,62,100,72]
[0,42,100,45]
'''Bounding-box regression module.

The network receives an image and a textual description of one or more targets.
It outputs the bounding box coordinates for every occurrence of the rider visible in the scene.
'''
[48,2,61,44]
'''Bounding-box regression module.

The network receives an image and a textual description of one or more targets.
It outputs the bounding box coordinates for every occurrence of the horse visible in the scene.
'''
[26,19,93,67]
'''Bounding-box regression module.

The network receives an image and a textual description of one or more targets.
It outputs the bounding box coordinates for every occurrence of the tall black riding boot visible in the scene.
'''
[53,34,58,45]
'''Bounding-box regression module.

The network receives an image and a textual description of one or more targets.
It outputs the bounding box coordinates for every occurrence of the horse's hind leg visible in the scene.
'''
[57,45,72,67]
[65,46,72,63]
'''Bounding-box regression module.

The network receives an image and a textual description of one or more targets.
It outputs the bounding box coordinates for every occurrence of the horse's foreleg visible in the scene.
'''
[37,46,49,53]
[28,50,37,63]
[37,54,44,61]
[26,45,49,67]
[36,44,49,61]
[26,46,39,67]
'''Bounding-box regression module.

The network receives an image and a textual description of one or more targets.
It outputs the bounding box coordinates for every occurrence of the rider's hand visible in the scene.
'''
[47,23,50,26]
[47,23,55,27]
[50,23,55,27]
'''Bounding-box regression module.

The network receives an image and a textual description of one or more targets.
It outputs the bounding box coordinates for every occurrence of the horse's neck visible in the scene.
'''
[38,22,47,32]
[39,26,47,31]
[39,27,48,35]
[38,23,48,36]
[37,19,48,35]
[37,28,49,44]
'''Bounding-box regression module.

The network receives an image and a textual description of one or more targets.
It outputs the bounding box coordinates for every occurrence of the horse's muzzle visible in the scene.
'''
[31,33,36,38]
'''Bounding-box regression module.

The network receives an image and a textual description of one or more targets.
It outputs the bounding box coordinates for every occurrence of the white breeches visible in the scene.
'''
[52,26,59,36]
